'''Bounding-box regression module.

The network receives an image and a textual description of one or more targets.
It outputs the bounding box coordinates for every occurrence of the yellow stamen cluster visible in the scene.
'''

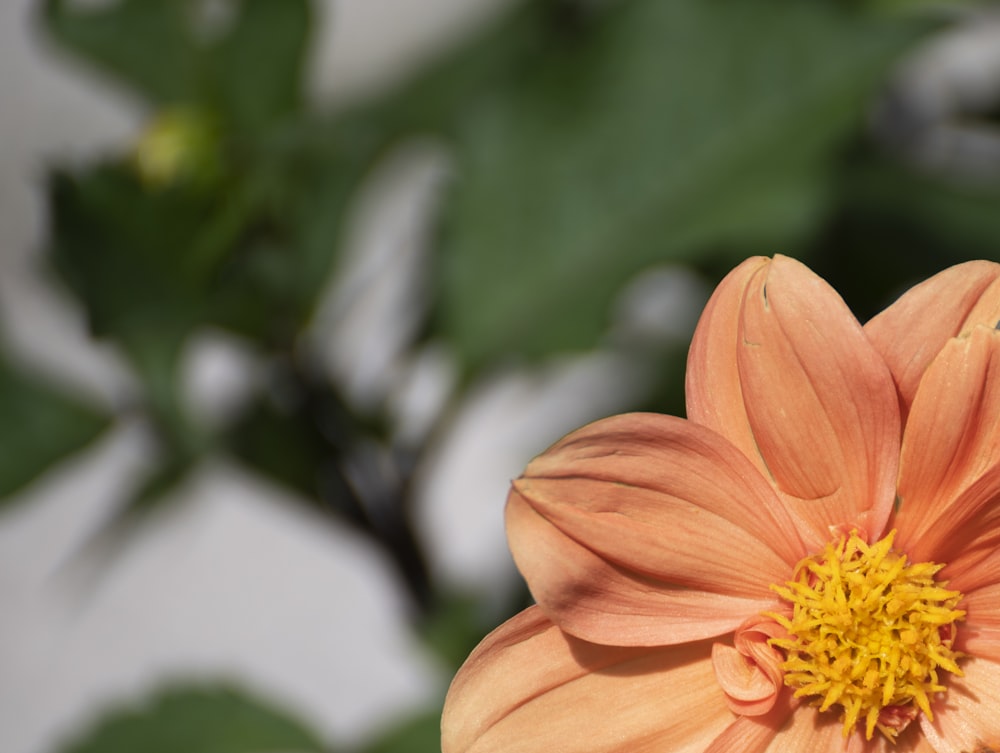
[769,530,964,741]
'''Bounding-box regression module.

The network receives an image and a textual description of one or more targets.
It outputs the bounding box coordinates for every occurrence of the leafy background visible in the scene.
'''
[3,0,1000,751]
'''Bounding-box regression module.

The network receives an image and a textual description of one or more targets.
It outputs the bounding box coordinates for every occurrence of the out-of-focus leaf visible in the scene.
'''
[0,359,108,502]
[844,159,1000,258]
[226,390,341,505]
[358,709,441,753]
[209,0,311,133]
[47,128,369,350]
[430,0,926,367]
[46,165,231,463]
[353,1,559,135]
[47,167,220,344]
[810,157,1000,321]
[206,126,377,341]
[54,684,327,753]
[40,0,310,135]
[418,584,531,671]
[418,592,488,671]
[631,340,690,419]
[40,0,201,104]
[225,376,379,528]
[861,0,973,15]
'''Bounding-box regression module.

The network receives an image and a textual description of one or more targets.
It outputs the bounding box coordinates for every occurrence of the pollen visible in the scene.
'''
[768,530,965,742]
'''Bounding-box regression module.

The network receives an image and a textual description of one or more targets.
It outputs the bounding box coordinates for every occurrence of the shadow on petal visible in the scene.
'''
[442,606,736,753]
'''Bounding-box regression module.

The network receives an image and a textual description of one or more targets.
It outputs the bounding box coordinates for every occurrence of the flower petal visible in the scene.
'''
[919,470,1000,593]
[441,606,735,753]
[920,656,1000,753]
[847,725,938,753]
[865,260,1000,420]
[711,616,787,716]
[893,326,1000,562]
[686,256,770,474]
[706,702,936,753]
[508,412,805,645]
[705,702,864,753]
[712,643,775,706]
[702,694,797,753]
[956,579,1000,663]
[690,254,900,548]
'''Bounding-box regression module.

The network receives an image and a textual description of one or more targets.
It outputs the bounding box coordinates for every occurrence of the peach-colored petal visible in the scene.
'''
[956,580,1000,663]
[702,692,797,753]
[707,701,875,753]
[906,464,1000,598]
[507,493,770,644]
[920,656,1000,753]
[893,326,1000,561]
[865,260,1000,421]
[711,616,787,716]
[908,529,1000,658]
[929,465,1000,588]
[441,606,735,753]
[690,254,900,548]
[686,256,770,474]
[507,412,805,645]
[962,580,1000,624]
[712,643,774,709]
[706,701,937,753]
[960,629,1000,666]
[846,724,939,753]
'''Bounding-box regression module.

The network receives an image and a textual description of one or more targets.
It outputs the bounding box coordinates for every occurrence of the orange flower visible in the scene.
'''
[441,255,1000,753]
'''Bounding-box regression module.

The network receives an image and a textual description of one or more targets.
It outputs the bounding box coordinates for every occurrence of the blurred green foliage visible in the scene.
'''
[43,0,310,130]
[358,709,442,753]
[0,358,108,502]
[56,686,327,753]
[9,0,1000,750]
[434,0,921,363]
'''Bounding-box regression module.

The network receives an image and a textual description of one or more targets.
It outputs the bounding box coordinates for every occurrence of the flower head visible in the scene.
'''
[441,255,1000,753]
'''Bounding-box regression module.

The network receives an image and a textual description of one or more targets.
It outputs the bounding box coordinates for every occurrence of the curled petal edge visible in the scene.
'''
[712,615,788,716]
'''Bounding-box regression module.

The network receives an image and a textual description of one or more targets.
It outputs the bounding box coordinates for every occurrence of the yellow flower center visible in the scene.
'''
[768,530,964,741]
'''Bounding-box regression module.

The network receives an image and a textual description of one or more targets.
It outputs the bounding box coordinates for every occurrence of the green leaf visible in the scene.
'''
[54,684,327,753]
[208,0,311,133]
[352,1,559,136]
[417,592,488,671]
[0,359,108,502]
[40,0,311,133]
[44,124,375,413]
[842,159,1000,261]
[431,0,926,367]
[860,0,974,15]
[357,709,440,753]
[226,392,338,503]
[45,165,228,455]
[47,166,220,344]
[45,129,363,348]
[39,0,202,105]
[416,584,531,671]
[807,156,1000,321]
[203,123,383,340]
[224,376,366,520]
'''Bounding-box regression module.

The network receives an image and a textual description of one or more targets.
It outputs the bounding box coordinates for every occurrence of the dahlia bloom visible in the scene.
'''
[441,255,1000,753]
